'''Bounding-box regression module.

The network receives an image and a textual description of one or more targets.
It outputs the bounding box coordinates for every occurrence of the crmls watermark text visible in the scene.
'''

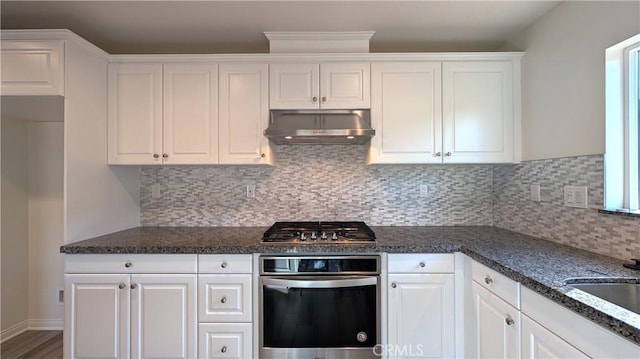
[373,344,425,357]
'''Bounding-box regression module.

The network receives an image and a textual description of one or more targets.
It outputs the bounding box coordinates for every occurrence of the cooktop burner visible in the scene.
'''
[262,221,376,243]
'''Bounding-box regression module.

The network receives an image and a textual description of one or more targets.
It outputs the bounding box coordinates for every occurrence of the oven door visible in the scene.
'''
[260,275,379,359]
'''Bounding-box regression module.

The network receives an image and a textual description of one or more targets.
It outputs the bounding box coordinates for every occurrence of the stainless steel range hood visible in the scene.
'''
[264,109,375,145]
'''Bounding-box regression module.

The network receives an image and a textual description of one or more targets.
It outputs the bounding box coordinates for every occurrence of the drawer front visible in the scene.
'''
[471,260,520,308]
[198,274,252,322]
[199,255,253,274]
[65,254,197,274]
[388,253,454,273]
[198,323,252,359]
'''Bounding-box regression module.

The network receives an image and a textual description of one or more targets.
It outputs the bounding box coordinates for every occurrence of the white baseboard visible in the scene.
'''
[28,318,64,331]
[1,320,28,343]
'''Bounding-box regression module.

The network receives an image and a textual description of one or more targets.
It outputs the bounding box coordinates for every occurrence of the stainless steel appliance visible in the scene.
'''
[261,221,376,244]
[259,255,381,359]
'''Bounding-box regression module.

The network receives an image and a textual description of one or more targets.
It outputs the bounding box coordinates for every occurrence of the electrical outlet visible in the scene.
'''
[151,184,161,199]
[419,184,429,197]
[530,184,541,202]
[246,185,256,198]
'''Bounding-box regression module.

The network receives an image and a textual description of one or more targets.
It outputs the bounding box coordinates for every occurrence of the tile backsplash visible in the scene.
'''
[140,147,640,260]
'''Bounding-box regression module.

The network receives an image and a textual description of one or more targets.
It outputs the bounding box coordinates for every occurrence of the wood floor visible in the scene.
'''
[1,330,62,359]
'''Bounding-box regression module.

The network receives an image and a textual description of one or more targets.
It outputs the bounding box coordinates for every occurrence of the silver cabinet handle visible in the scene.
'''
[312,96,318,102]
[221,346,227,353]
[445,152,452,157]
[118,282,126,290]
[130,283,138,290]
[435,152,442,157]
[321,96,327,102]
[124,261,132,268]
[484,276,493,285]
[419,261,426,268]
[505,315,515,326]
[220,296,227,304]
[391,282,397,288]
[221,261,227,269]
[153,154,159,159]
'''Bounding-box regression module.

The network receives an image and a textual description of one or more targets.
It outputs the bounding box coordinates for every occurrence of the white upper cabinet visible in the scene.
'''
[219,63,272,165]
[163,63,219,164]
[108,63,163,165]
[442,61,516,163]
[368,62,442,164]
[269,62,370,109]
[368,59,520,164]
[1,40,65,96]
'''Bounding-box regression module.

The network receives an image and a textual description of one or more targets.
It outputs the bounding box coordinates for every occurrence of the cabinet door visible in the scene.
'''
[320,62,370,109]
[198,274,252,322]
[163,63,219,164]
[521,315,588,359]
[199,323,252,359]
[64,274,130,359]
[471,282,520,359]
[388,274,455,358]
[442,61,514,163]
[218,63,271,165]
[130,274,197,359]
[108,63,163,165]
[368,62,442,164]
[0,40,64,96]
[269,63,319,109]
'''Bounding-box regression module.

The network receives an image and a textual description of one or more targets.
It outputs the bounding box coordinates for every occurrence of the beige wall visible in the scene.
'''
[1,118,29,333]
[501,1,640,161]
[28,122,64,327]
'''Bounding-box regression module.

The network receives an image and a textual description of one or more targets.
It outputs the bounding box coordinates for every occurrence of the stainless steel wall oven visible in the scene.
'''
[259,255,381,359]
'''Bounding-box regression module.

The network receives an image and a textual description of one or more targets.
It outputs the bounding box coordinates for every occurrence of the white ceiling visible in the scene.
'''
[0,1,562,54]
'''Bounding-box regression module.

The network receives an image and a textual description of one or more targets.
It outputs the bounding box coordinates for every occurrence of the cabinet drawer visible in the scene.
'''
[65,254,197,274]
[388,253,454,273]
[198,274,252,322]
[471,260,520,308]
[199,323,252,359]
[199,255,253,274]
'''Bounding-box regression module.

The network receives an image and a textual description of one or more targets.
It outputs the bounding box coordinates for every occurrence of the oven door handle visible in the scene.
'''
[262,276,377,289]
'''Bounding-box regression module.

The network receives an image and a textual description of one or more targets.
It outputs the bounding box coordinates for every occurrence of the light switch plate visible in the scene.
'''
[564,186,588,208]
[530,184,541,202]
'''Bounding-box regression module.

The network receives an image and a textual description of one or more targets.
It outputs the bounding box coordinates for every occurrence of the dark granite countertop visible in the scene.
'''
[60,225,640,346]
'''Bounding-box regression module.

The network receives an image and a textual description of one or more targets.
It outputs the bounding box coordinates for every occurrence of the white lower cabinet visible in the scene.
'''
[471,282,521,359]
[521,314,588,359]
[64,255,197,359]
[387,254,455,358]
[199,323,252,359]
[198,255,253,359]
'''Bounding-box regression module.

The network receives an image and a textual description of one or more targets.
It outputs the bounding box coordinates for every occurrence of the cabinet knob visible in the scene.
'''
[221,261,227,269]
[321,96,327,103]
[220,296,227,304]
[118,282,126,290]
[391,282,397,288]
[505,315,515,326]
[419,261,426,268]
[130,283,138,290]
[445,152,452,157]
[124,261,132,268]
[153,154,159,159]
[261,153,266,158]
[312,96,318,102]
[435,152,442,157]
[221,346,227,353]
[484,275,493,285]
[162,153,168,159]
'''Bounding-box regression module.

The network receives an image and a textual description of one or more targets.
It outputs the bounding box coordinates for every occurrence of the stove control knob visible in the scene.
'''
[300,233,307,241]
[331,232,339,241]
[310,232,317,240]
[321,232,328,240]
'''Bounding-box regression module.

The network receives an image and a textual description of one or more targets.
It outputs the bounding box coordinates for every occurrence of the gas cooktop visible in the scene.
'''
[262,221,376,244]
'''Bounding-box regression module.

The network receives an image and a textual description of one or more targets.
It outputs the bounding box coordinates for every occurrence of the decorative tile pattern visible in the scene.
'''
[493,155,640,260]
[140,145,494,227]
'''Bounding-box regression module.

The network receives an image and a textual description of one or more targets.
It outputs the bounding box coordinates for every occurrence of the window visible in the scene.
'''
[605,34,640,212]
